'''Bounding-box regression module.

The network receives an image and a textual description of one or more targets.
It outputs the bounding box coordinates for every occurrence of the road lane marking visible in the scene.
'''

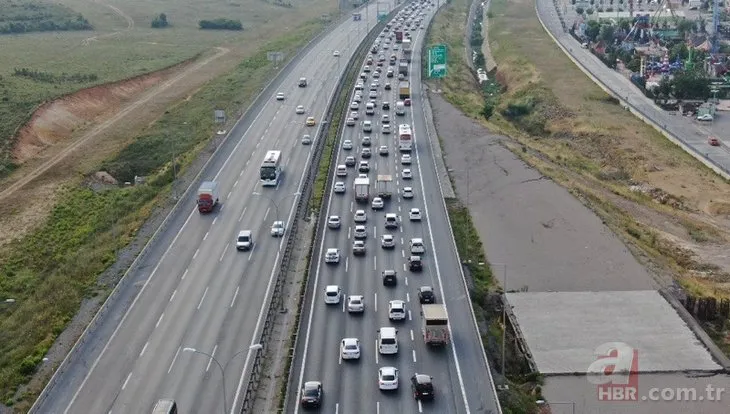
[406,292,410,303]
[401,249,405,258]
[374,293,377,312]
[403,263,406,272]
[345,257,349,272]
[167,346,181,374]
[376,401,380,414]
[412,350,417,362]
[418,400,423,413]
[169,290,177,303]
[339,351,342,365]
[121,372,132,390]
[410,329,414,341]
[220,204,225,212]
[220,243,230,262]
[139,342,149,357]
[335,403,339,414]
[212,217,218,226]
[193,248,200,259]
[350,201,354,212]
[342,296,346,313]
[401,237,404,244]
[348,226,351,240]
[227,191,232,200]
[373,256,377,270]
[240,169,244,177]
[155,313,165,328]
[373,226,377,239]
[264,207,271,221]
[182,268,189,280]
[234,179,239,187]
[206,345,218,372]
[247,244,256,261]
[197,286,209,310]
[238,206,247,222]
[405,276,409,286]
[203,232,209,241]
[408,310,412,321]
[375,340,379,364]
[230,286,240,308]
[398,205,401,212]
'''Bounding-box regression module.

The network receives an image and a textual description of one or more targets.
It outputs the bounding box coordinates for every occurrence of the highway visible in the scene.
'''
[290,3,502,413]
[31,3,393,413]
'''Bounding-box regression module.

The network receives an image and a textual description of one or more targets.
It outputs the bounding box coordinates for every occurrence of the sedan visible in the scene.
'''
[270,221,285,237]
[350,111,359,120]
[347,295,365,313]
[334,182,346,194]
[388,300,406,321]
[354,225,367,239]
[371,196,384,209]
[333,50,340,57]
[402,187,413,199]
[325,248,340,263]
[295,105,305,114]
[382,101,390,110]
[340,338,361,359]
[345,156,356,167]
[343,139,353,150]
[418,286,436,304]
[378,367,399,391]
[384,82,392,90]
[381,124,391,134]
[350,101,359,110]
[382,269,397,286]
[352,240,366,255]
[401,153,412,164]
[358,161,370,172]
[381,114,390,124]
[306,117,316,126]
[301,134,311,145]
[327,215,341,229]
[361,148,372,159]
[362,136,372,147]
[354,210,367,222]
[381,234,395,248]
[402,168,412,179]
[345,117,356,127]
[300,381,322,408]
[409,208,422,221]
[276,92,285,100]
[379,145,389,156]
[325,285,341,304]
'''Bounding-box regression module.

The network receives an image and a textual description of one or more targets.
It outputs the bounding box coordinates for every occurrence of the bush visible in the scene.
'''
[151,13,169,28]
[199,18,243,30]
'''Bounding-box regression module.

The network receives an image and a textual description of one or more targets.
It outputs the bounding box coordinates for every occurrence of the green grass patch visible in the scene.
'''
[0,0,93,34]
[0,18,325,410]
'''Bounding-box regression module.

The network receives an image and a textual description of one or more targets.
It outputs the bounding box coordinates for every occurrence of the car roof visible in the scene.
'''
[382,234,393,239]
[386,213,397,217]
[412,373,432,384]
[411,237,423,242]
[411,207,420,211]
[420,285,433,291]
[303,380,321,389]
[355,224,366,228]
[238,230,251,236]
[326,248,338,253]
[383,269,396,275]
[390,299,404,306]
[326,285,339,291]
[329,215,340,219]
[380,366,397,374]
[349,295,363,300]
[342,337,359,345]
[356,209,365,214]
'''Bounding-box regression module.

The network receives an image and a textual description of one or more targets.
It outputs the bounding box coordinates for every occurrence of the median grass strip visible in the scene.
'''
[0,19,324,410]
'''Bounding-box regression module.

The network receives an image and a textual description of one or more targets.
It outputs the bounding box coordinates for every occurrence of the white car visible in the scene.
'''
[401,153,412,164]
[350,101,360,110]
[343,140,353,150]
[381,114,390,124]
[409,208,422,221]
[402,187,413,199]
[354,93,362,103]
[371,197,384,209]
[378,366,399,391]
[270,221,285,237]
[379,145,389,156]
[325,248,341,263]
[354,225,367,239]
[381,124,391,134]
[336,165,347,176]
[276,92,285,100]
[381,234,395,248]
[301,134,311,145]
[334,182,346,193]
[354,209,367,223]
[346,117,356,126]
[388,300,406,321]
[402,168,412,179]
[350,111,359,120]
[324,285,341,304]
[347,295,365,313]
[328,215,341,229]
[333,50,340,57]
[340,337,361,359]
[296,105,305,114]
[369,90,378,99]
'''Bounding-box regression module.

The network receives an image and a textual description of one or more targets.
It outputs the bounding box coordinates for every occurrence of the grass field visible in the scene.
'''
[0,0,332,407]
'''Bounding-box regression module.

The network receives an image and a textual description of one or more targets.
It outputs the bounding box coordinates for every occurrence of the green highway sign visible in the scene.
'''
[428,44,447,78]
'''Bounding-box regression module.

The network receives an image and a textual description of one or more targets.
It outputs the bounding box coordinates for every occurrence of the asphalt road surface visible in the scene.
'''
[32,3,395,413]
[289,4,501,414]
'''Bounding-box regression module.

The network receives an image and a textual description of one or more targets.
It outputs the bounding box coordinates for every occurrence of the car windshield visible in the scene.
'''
[382,374,395,380]
[238,236,249,242]
[345,344,357,350]
[303,387,319,397]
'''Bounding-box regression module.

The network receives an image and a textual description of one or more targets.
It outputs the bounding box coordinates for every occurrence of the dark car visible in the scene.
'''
[411,374,434,400]
[418,286,435,304]
[382,101,390,110]
[361,148,372,159]
[383,269,397,286]
[300,381,322,408]
[408,255,422,272]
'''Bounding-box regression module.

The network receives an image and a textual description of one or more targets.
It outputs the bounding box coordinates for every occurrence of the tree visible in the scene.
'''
[585,19,601,41]
[151,13,169,28]
[599,23,616,43]
[576,6,585,14]
[672,71,710,99]
[656,77,674,99]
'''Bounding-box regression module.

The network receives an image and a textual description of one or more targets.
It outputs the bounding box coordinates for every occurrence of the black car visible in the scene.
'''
[411,374,434,400]
[408,255,422,272]
[418,286,435,304]
[361,148,372,159]
[382,269,397,286]
[301,381,322,408]
[382,101,390,110]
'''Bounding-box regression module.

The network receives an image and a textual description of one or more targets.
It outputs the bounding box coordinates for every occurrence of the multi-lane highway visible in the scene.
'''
[31,2,394,413]
[290,3,502,413]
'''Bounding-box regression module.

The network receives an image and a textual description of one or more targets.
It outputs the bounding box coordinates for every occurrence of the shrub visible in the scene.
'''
[199,18,243,30]
[151,13,169,28]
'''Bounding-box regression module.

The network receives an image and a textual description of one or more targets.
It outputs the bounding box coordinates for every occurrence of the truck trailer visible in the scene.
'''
[421,304,449,346]
[197,181,219,213]
[398,81,410,100]
[376,175,393,199]
[354,177,370,202]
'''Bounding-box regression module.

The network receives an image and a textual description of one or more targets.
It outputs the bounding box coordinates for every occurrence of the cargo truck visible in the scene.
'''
[197,181,219,213]
[354,177,370,202]
[421,304,449,346]
[395,30,403,43]
[376,175,393,199]
[398,62,409,76]
[402,39,412,63]
[398,81,410,100]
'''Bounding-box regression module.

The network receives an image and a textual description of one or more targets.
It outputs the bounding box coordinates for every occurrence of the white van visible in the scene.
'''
[378,327,399,354]
[336,164,347,176]
[409,238,425,254]
[362,120,373,132]
[366,102,375,115]
[395,101,406,116]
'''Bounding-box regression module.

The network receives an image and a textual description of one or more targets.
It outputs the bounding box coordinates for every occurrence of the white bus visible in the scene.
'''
[398,124,413,152]
[260,150,282,186]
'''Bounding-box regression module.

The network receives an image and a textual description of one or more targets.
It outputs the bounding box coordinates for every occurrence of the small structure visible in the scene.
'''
[214,110,226,124]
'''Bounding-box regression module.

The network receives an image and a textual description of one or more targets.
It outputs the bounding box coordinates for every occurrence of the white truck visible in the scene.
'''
[421,304,449,346]
[376,175,393,199]
[354,177,370,202]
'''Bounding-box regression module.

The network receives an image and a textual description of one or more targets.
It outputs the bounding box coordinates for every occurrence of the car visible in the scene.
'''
[325,248,341,263]
[382,269,397,286]
[276,92,285,100]
[393,45,400,50]
[388,300,406,321]
[345,156,356,167]
[381,114,390,124]
[378,367,399,391]
[382,124,391,134]
[300,380,322,408]
[410,238,425,255]
[340,338,361,359]
[376,145,389,156]
[354,225,367,239]
[333,182,346,194]
[358,161,370,172]
[404,98,412,106]
[402,168,412,179]
[324,285,341,304]
[373,71,381,79]
[353,93,362,103]
[362,136,372,146]
[401,153,412,164]
[333,50,340,57]
[347,295,365,313]
[343,139,353,150]
[402,187,413,199]
[409,208,422,221]
[398,73,405,80]
[354,209,367,222]
[350,111,359,120]
[360,72,368,80]
[301,134,311,145]
[382,101,390,110]
[363,65,371,73]
[385,82,392,90]
[345,117,356,126]
[709,136,720,146]
[384,213,398,229]
[369,90,378,99]
[355,82,364,91]
[327,215,341,228]
[387,69,394,78]
[362,120,373,132]
[366,196,383,210]
[411,374,434,400]
[336,164,347,177]
[408,255,422,271]
[383,43,390,50]
[306,117,316,126]
[361,148,372,159]
[295,105,305,114]
[350,101,359,110]
[352,240,366,255]
[298,77,307,87]
[381,234,395,248]
[236,230,253,251]
[270,221,285,237]
[418,286,435,304]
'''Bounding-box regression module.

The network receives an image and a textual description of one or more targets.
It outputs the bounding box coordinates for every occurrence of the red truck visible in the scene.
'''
[197,181,219,213]
[395,30,403,43]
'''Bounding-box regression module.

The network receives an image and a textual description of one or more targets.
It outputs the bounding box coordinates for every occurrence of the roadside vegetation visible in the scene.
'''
[0,1,92,34]
[0,18,325,410]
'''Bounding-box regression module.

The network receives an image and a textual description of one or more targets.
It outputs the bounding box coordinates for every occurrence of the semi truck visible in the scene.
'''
[398,81,410,100]
[421,304,449,346]
[395,30,403,43]
[354,176,370,202]
[376,175,393,199]
[197,181,219,213]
